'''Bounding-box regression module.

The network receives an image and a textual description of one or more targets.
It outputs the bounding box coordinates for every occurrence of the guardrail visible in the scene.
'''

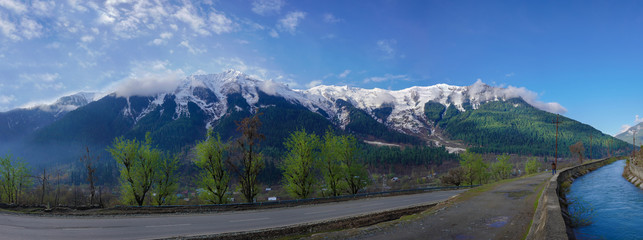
[115,185,479,210]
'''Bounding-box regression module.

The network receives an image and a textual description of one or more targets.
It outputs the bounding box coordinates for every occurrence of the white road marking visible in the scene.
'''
[304,209,336,215]
[229,217,270,223]
[145,223,191,228]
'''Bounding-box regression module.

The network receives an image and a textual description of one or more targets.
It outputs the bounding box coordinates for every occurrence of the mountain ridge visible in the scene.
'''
[0,70,631,167]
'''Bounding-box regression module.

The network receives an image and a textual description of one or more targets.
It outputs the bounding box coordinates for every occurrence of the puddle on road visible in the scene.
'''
[487,216,509,228]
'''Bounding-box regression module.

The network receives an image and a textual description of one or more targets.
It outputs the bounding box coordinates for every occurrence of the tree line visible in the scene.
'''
[440,150,544,186]
[108,113,370,206]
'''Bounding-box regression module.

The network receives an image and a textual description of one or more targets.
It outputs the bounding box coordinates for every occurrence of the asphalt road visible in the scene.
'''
[0,189,466,240]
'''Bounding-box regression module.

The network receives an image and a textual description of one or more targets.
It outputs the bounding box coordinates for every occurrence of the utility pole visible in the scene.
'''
[553,115,562,166]
[589,134,593,160]
[634,129,638,159]
[608,138,612,158]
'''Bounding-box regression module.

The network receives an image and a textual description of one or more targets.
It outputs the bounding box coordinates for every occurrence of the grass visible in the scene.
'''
[522,177,548,240]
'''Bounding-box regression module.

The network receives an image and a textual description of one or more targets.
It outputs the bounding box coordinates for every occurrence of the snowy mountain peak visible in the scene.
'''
[31,92,97,117]
[28,70,564,139]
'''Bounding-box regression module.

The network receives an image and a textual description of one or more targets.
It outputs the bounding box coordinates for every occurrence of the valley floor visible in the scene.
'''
[307,172,551,240]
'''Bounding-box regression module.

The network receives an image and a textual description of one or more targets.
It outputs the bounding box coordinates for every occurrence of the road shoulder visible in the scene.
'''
[304,173,551,240]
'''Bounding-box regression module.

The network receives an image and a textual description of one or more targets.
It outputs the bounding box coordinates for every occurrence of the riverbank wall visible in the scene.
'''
[623,159,643,190]
[525,157,618,240]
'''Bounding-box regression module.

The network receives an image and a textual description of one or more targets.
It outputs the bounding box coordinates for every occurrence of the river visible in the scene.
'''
[567,160,643,239]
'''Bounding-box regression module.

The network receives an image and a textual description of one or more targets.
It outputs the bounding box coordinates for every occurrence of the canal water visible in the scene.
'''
[567,160,643,239]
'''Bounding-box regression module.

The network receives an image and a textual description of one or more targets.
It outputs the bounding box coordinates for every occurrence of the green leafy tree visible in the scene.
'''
[195,130,231,204]
[460,150,487,185]
[281,130,319,199]
[320,130,346,196]
[0,154,31,204]
[108,133,160,206]
[339,135,370,195]
[228,113,265,203]
[153,153,179,205]
[525,157,541,174]
[490,154,513,181]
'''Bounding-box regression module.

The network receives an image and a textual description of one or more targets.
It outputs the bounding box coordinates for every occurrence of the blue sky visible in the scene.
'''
[0,0,641,136]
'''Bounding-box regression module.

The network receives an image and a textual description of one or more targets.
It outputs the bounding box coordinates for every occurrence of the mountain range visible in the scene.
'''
[0,70,631,167]
[616,123,643,145]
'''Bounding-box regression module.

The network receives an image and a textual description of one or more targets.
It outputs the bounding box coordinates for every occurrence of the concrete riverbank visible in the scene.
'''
[525,157,620,240]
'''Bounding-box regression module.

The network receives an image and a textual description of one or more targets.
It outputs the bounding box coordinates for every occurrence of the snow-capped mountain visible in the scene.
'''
[616,122,643,145]
[4,69,632,166]
[0,92,97,141]
[117,69,528,138]
[35,92,98,117]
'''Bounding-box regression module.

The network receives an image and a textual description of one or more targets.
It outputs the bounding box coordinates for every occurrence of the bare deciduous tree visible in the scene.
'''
[570,141,585,164]
[80,147,98,205]
[36,168,49,205]
[228,113,265,203]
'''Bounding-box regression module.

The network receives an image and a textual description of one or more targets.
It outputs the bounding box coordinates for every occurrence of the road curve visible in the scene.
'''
[0,189,466,240]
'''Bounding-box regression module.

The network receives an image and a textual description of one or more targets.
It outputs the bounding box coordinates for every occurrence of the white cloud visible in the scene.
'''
[618,124,632,135]
[307,80,322,88]
[616,115,643,136]
[174,4,209,35]
[470,79,567,114]
[20,17,43,39]
[0,0,27,13]
[18,73,64,90]
[0,94,15,104]
[338,69,351,78]
[377,39,397,58]
[251,0,284,16]
[20,73,60,83]
[35,82,65,90]
[0,15,19,40]
[505,72,515,78]
[269,28,279,38]
[258,79,290,96]
[179,40,206,54]
[81,35,94,42]
[111,60,185,97]
[212,57,274,81]
[67,0,87,12]
[150,32,173,45]
[160,32,172,39]
[323,13,341,23]
[277,11,306,34]
[32,0,56,16]
[97,11,116,24]
[363,74,408,83]
[209,10,235,34]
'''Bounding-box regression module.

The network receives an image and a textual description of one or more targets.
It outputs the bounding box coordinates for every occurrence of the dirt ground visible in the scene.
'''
[305,172,552,240]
